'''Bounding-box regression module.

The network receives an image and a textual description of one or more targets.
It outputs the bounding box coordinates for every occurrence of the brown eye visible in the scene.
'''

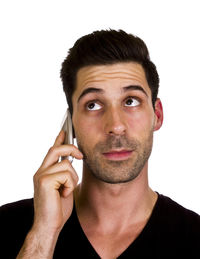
[125,97,140,107]
[86,102,102,111]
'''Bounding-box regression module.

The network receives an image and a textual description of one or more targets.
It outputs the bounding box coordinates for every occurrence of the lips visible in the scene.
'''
[102,149,133,161]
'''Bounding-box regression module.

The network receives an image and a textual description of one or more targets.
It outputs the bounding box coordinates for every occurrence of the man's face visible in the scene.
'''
[72,62,160,184]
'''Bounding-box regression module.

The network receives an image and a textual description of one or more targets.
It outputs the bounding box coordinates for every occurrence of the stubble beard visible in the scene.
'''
[77,130,154,184]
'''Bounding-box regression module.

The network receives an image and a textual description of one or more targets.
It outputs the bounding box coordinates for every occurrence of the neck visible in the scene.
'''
[74,162,157,232]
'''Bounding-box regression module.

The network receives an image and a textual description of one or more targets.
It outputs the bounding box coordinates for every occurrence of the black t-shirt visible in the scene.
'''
[0,193,200,258]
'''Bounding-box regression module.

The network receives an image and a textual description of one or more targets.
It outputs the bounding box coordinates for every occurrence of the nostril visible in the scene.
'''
[108,125,126,136]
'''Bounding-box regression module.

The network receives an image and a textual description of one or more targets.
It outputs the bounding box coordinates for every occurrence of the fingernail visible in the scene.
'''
[78,152,84,158]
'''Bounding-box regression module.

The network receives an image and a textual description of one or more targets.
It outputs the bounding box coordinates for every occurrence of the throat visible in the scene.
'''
[74,185,158,258]
[75,185,158,234]
[75,201,155,259]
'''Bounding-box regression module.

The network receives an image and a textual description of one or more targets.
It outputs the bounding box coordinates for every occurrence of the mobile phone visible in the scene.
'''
[60,108,74,163]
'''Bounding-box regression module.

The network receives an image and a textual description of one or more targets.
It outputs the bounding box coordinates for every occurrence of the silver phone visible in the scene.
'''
[61,108,74,163]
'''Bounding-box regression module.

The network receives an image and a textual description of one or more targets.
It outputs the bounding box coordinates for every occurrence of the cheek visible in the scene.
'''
[74,116,101,146]
[127,110,154,136]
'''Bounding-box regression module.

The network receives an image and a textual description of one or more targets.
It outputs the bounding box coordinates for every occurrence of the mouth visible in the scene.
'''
[102,149,133,161]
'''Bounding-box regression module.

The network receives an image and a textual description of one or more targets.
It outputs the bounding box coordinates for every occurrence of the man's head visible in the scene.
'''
[60,29,159,115]
[60,29,163,184]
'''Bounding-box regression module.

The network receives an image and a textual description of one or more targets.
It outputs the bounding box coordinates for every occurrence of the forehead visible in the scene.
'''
[73,62,151,99]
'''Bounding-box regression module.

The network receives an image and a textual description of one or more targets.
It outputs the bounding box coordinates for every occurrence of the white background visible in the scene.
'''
[0,0,199,214]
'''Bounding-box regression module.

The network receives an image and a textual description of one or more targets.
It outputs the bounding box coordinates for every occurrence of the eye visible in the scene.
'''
[124,97,140,107]
[86,101,102,111]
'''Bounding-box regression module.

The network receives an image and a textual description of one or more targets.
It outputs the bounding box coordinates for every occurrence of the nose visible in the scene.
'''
[103,107,126,136]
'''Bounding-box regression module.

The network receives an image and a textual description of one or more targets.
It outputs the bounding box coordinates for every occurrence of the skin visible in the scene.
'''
[72,62,163,257]
[17,62,163,259]
[73,63,156,184]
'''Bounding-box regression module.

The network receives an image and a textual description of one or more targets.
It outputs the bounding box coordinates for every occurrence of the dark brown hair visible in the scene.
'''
[60,29,159,114]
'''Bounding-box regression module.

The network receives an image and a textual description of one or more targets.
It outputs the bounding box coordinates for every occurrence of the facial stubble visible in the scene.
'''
[76,130,154,184]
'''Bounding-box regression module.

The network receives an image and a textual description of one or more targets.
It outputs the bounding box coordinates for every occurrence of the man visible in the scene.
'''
[1,29,200,259]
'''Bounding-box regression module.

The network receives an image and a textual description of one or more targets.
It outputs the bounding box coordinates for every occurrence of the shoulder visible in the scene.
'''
[0,199,34,258]
[0,198,34,219]
[155,193,200,243]
[0,198,34,210]
[0,198,34,232]
[149,193,200,257]
[157,193,200,223]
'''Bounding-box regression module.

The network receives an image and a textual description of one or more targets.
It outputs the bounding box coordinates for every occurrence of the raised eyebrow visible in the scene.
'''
[123,85,148,97]
[77,87,104,103]
[77,85,148,103]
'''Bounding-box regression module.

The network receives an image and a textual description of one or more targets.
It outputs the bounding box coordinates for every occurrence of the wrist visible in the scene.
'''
[17,226,60,259]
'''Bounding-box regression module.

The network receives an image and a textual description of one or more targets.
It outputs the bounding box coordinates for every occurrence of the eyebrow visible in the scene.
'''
[77,85,148,103]
[123,85,148,96]
[77,87,104,103]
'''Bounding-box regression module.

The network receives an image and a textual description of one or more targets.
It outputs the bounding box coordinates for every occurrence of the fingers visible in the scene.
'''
[36,159,78,188]
[38,159,74,176]
[40,130,83,170]
[34,157,79,202]
[34,170,79,198]
[33,129,83,200]
[32,130,80,232]
[40,145,83,169]
[35,129,82,191]
[53,130,65,147]
[40,130,65,167]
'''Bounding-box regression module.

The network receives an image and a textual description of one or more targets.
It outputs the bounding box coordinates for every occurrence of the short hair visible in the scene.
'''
[60,29,159,114]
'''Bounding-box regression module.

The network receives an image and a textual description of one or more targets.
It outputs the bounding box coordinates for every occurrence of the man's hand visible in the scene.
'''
[33,129,83,232]
[17,130,83,258]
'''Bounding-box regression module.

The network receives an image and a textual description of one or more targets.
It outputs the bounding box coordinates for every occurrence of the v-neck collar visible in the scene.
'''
[72,192,161,258]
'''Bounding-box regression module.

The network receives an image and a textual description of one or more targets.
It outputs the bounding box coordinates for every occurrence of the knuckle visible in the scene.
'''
[33,173,37,182]
[69,171,79,185]
[48,146,57,155]
[74,173,79,183]
[61,158,71,167]
[33,170,41,182]
[64,170,76,183]
[68,144,75,148]
[37,174,49,187]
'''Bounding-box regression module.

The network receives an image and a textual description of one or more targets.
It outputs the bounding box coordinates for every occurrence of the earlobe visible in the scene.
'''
[154,98,163,131]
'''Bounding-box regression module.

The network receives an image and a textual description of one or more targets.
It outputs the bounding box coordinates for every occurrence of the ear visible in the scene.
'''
[153,98,163,131]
